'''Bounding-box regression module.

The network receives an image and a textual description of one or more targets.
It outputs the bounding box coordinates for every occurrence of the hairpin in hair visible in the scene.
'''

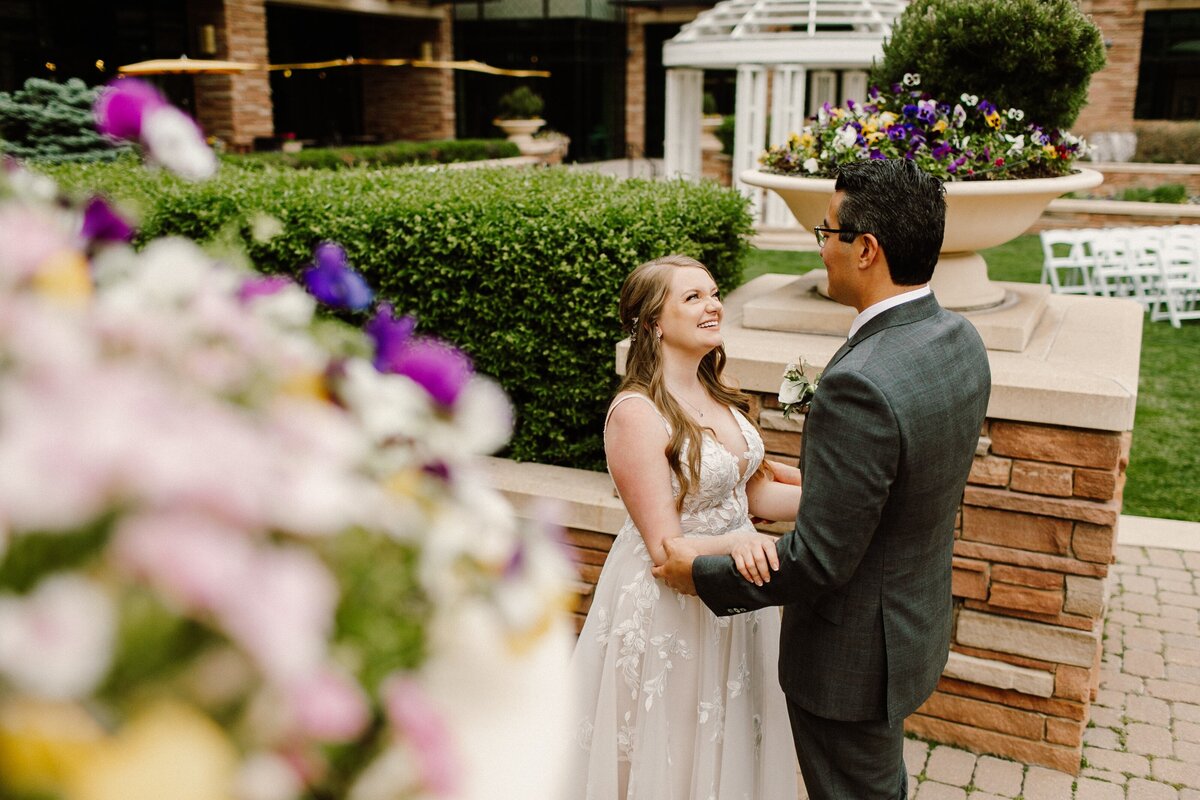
[629,315,639,342]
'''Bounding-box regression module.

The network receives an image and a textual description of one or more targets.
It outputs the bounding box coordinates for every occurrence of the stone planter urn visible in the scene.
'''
[700,115,724,154]
[493,118,546,152]
[742,167,1104,311]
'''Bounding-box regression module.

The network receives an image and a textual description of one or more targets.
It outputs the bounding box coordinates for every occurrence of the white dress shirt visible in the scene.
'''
[847,285,931,341]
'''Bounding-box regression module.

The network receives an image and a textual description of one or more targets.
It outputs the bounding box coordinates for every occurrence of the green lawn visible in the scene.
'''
[740,234,1200,522]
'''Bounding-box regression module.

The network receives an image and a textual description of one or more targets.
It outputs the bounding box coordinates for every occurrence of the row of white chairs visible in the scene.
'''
[1040,225,1200,328]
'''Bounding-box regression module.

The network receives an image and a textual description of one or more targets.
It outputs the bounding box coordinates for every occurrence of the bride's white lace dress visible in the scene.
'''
[564,393,796,800]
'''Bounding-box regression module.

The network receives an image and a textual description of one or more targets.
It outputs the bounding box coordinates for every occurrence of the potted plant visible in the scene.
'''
[742,0,1107,311]
[493,86,546,148]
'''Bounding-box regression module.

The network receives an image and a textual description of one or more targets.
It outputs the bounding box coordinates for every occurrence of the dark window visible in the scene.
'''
[1135,9,1200,120]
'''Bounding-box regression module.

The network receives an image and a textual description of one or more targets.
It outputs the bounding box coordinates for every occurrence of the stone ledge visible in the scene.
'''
[944,652,1055,698]
[956,609,1099,668]
[964,486,1120,526]
[480,457,625,535]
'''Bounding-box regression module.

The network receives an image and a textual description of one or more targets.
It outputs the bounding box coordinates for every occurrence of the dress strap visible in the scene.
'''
[604,392,671,436]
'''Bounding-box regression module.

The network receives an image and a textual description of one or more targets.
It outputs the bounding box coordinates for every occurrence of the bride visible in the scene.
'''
[565,255,803,799]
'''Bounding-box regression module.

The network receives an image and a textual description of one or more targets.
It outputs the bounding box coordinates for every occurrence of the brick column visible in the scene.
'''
[914,420,1129,774]
[754,395,1129,774]
[625,9,647,158]
[361,11,455,142]
[192,0,273,151]
[1074,0,1141,136]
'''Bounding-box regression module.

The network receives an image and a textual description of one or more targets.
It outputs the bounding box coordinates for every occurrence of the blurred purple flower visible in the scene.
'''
[301,242,373,311]
[81,196,133,243]
[391,339,473,408]
[237,275,295,303]
[931,142,954,161]
[93,79,167,141]
[978,99,997,115]
[366,303,417,371]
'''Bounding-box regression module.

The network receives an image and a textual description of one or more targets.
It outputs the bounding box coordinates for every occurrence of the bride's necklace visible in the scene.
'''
[672,390,707,419]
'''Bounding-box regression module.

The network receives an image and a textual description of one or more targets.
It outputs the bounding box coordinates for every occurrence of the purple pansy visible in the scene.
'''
[368,303,473,407]
[93,79,167,141]
[301,242,373,311]
[389,338,473,408]
[237,275,295,303]
[81,196,134,243]
[366,303,418,371]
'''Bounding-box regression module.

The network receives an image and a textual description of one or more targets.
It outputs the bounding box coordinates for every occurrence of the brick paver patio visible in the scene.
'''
[882,541,1200,799]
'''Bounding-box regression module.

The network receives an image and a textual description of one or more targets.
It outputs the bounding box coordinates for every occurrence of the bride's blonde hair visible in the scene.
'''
[617,255,768,510]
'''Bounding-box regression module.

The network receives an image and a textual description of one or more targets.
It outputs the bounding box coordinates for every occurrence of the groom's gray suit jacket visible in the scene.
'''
[694,293,990,724]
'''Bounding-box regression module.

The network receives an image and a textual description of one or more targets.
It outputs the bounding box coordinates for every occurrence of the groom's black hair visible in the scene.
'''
[834,159,946,285]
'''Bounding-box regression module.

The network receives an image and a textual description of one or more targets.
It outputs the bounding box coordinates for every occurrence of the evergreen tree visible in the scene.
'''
[0,77,131,164]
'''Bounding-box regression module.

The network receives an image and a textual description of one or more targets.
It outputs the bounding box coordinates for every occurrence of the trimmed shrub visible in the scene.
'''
[716,114,735,155]
[1133,121,1200,164]
[228,138,519,170]
[1116,184,1189,204]
[48,163,752,469]
[0,77,129,164]
[496,86,545,120]
[870,0,1106,130]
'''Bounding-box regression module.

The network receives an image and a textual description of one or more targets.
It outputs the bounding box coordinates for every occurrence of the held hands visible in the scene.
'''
[652,538,699,596]
[729,530,780,587]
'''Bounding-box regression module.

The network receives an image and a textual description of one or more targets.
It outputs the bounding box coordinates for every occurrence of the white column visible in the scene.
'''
[733,64,768,221]
[765,65,807,228]
[808,70,837,116]
[664,68,704,181]
[842,70,869,105]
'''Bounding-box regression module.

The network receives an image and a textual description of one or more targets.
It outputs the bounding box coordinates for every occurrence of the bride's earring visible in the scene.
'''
[656,328,663,343]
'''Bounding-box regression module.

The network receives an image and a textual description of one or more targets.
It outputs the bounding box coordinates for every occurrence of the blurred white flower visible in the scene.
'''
[235,752,304,800]
[0,574,116,699]
[140,105,218,181]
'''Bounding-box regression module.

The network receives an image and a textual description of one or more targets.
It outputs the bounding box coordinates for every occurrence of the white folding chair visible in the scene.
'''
[1039,228,1093,295]
[1088,228,1161,310]
[1150,226,1200,327]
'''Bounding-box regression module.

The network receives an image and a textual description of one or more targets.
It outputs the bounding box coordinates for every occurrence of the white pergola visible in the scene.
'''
[662,0,906,225]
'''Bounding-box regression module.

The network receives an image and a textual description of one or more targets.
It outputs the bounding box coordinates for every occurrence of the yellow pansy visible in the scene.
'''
[0,697,106,796]
[65,702,238,800]
[933,119,948,133]
[31,249,92,307]
[1044,144,1057,158]
[280,370,331,403]
[799,132,815,148]
[787,132,801,148]
[985,111,1002,129]
[866,131,886,144]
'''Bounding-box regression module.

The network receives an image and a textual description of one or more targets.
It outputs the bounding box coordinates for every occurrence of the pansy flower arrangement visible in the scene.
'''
[760,73,1091,182]
[0,79,574,800]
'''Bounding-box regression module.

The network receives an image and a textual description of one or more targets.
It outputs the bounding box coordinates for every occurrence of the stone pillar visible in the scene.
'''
[361,11,455,142]
[625,9,648,158]
[193,0,273,152]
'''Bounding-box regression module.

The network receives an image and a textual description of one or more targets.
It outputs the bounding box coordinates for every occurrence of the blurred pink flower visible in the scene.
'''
[287,667,370,744]
[381,676,459,796]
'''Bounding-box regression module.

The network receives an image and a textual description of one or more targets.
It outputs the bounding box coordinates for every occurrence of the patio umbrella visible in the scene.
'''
[117,57,264,75]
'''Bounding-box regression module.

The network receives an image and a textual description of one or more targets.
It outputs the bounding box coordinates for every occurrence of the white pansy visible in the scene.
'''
[235,752,304,800]
[0,574,116,699]
[833,125,858,152]
[803,157,819,174]
[141,105,218,181]
[337,358,433,445]
[1006,134,1026,154]
[246,283,317,330]
[960,93,979,106]
[902,72,920,87]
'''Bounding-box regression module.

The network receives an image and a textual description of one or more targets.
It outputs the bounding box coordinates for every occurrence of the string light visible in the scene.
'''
[95,59,105,71]
[45,62,56,72]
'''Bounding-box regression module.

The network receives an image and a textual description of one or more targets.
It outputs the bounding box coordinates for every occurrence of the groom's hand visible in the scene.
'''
[653,537,698,596]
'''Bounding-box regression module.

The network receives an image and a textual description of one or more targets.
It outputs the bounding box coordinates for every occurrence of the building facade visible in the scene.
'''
[1,0,1198,158]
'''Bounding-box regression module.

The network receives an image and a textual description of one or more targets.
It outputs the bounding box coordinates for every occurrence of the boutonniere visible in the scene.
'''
[778,359,821,419]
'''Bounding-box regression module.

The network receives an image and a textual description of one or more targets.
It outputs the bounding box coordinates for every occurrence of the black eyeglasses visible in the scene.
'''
[813,226,866,247]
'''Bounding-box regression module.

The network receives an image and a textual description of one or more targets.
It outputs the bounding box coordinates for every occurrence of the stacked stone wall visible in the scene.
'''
[558,393,1129,773]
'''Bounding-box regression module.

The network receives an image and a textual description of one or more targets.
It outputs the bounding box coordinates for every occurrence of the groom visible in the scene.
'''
[654,159,991,799]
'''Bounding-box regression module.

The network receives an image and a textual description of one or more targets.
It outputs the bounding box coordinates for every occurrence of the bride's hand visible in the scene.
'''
[730,531,780,586]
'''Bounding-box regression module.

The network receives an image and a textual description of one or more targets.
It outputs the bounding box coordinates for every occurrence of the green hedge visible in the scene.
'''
[226,138,520,170]
[1133,121,1200,165]
[50,163,752,469]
